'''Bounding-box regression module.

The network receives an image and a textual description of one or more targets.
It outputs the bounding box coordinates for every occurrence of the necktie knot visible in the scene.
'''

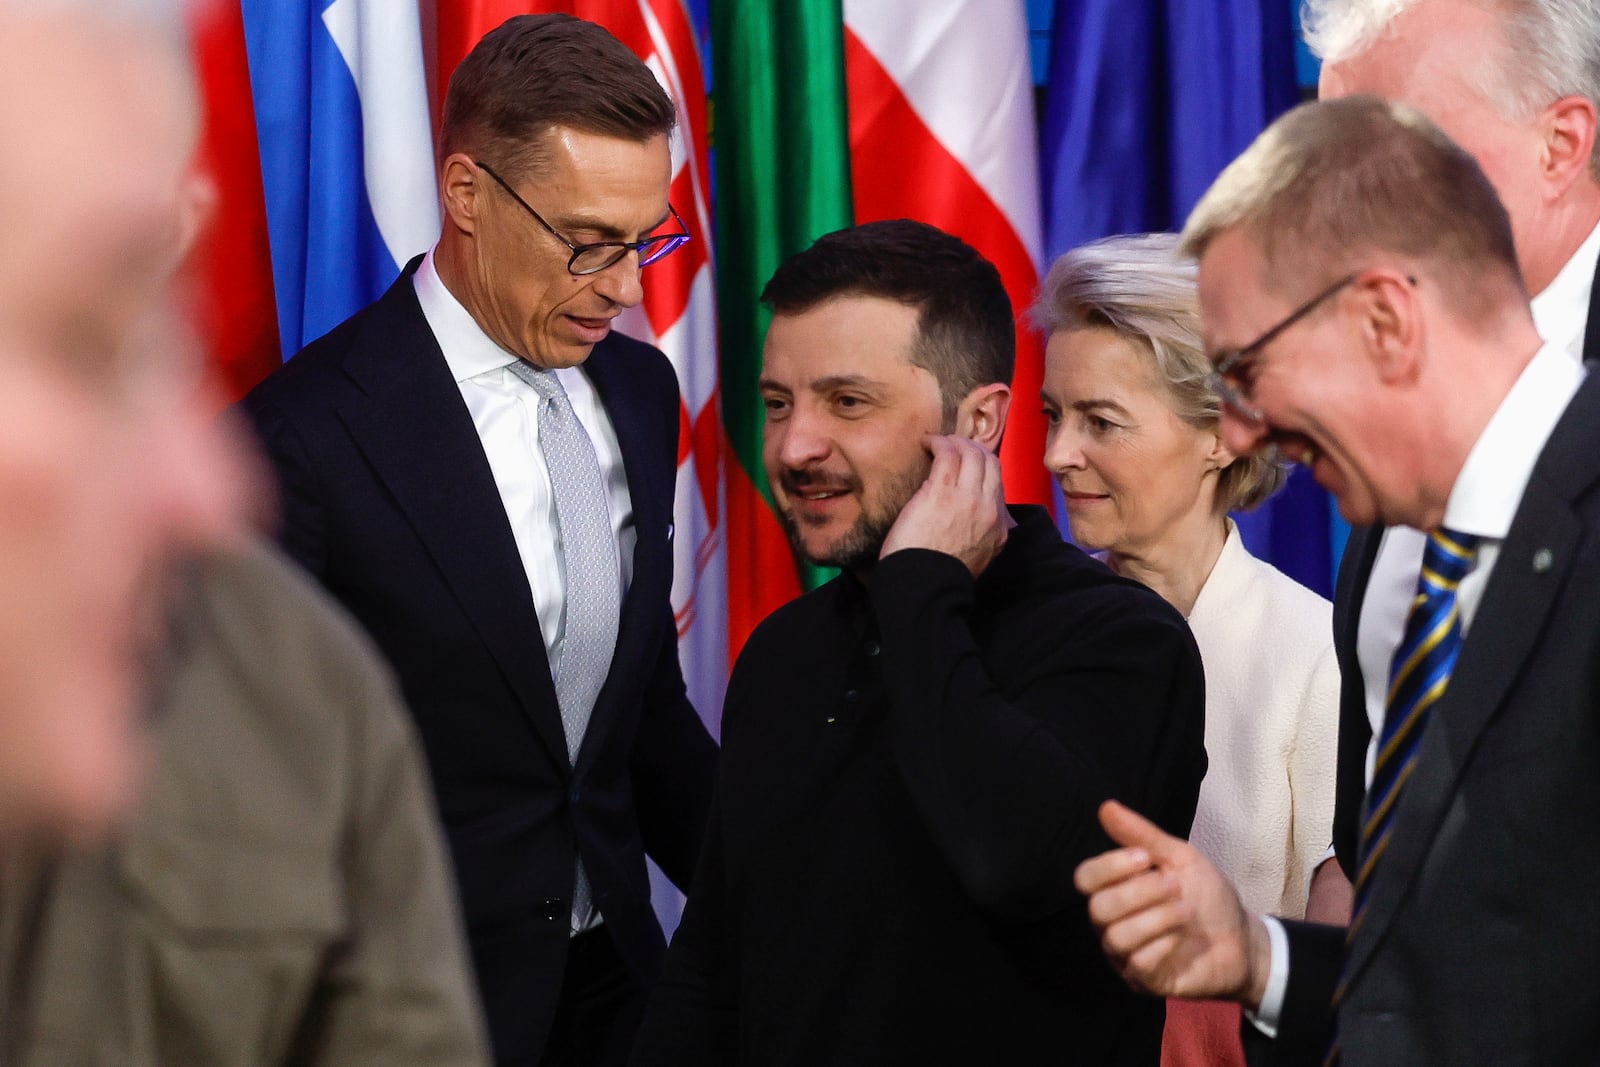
[504,358,566,404]
[1421,527,1480,591]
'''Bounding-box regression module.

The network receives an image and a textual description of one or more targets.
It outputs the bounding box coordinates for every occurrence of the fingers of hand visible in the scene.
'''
[1074,846,1152,895]
[1085,866,1179,930]
[1100,890,1190,967]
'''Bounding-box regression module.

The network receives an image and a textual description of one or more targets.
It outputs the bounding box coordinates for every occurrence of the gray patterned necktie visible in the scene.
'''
[506,359,621,927]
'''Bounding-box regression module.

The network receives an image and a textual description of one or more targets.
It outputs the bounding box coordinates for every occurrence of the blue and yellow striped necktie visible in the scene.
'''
[1353,526,1480,926]
[1326,527,1480,1066]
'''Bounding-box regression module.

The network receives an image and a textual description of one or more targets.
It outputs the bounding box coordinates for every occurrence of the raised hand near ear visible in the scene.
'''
[879,435,1011,576]
[1074,801,1273,1010]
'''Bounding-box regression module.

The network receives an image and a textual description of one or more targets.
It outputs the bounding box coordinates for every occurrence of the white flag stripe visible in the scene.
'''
[843,0,1042,265]
[322,0,441,268]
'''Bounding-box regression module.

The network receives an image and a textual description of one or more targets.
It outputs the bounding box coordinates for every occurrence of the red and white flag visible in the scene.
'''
[844,0,1052,508]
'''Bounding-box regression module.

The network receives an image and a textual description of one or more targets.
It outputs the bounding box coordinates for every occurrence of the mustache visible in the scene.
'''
[778,468,860,495]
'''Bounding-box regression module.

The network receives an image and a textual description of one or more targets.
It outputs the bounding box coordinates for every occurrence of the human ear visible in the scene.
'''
[440,154,481,235]
[1357,269,1422,386]
[1539,94,1598,199]
[954,383,1011,451]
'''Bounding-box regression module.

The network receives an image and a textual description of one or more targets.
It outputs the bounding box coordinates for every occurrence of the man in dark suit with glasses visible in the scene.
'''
[241,15,716,1065]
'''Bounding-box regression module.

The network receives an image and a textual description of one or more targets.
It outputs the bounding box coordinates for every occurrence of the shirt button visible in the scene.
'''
[570,788,582,805]
[863,640,881,657]
[844,689,860,703]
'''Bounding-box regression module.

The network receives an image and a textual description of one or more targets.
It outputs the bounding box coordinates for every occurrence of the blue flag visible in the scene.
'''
[1040,0,1341,597]
[241,0,440,357]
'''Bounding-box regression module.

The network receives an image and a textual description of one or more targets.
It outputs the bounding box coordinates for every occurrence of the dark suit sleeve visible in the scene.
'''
[238,392,330,579]
[1242,920,1344,1067]
[629,598,718,890]
[867,547,1206,923]
[629,783,738,1066]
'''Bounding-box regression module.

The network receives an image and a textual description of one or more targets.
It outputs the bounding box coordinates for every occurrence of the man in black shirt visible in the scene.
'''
[633,220,1207,1066]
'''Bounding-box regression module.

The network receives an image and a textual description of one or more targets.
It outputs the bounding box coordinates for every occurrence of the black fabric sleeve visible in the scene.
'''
[868,547,1206,924]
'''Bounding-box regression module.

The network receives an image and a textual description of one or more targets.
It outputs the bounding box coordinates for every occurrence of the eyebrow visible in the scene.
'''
[759,373,888,395]
[556,208,673,241]
[812,373,885,393]
[1070,398,1132,417]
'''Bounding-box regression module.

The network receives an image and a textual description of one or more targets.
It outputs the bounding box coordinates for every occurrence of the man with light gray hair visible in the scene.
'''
[1307,0,1600,360]
[1074,94,1600,1065]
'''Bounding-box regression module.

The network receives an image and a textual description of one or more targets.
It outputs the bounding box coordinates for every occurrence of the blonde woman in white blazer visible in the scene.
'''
[1035,233,1346,1067]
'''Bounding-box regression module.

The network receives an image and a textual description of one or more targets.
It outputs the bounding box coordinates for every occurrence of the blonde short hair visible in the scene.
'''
[1033,232,1287,512]
[1180,95,1524,317]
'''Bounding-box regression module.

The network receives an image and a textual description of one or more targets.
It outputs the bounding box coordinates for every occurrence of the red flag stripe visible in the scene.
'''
[844,28,1054,507]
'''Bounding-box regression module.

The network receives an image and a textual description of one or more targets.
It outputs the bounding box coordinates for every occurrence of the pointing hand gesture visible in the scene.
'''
[1074,801,1273,1010]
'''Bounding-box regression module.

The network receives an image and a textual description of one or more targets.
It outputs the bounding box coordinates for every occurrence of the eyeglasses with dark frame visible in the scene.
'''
[475,160,691,277]
[1205,273,1360,426]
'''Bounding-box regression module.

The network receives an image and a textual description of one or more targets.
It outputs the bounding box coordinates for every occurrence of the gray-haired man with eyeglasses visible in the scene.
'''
[240,14,716,1066]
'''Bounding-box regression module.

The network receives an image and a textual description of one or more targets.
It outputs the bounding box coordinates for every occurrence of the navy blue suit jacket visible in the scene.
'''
[1249,369,1600,1065]
[240,258,717,1064]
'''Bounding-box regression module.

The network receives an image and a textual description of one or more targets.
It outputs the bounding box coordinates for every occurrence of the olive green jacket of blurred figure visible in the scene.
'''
[0,542,490,1067]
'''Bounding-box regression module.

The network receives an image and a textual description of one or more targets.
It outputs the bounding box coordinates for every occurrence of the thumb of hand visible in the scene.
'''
[1098,800,1176,863]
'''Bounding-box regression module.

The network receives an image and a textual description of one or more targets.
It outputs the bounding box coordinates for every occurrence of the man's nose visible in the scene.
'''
[1219,409,1269,458]
[592,250,645,309]
[769,405,832,472]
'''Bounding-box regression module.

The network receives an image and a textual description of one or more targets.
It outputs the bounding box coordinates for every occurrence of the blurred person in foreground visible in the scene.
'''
[0,0,249,838]
[633,219,1206,1066]
[0,2,491,1063]
[1075,95,1600,1065]
[1036,231,1342,1067]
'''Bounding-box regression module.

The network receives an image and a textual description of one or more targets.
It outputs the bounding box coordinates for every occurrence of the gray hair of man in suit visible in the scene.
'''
[1179,95,1544,532]
[0,0,254,836]
[1304,0,1600,297]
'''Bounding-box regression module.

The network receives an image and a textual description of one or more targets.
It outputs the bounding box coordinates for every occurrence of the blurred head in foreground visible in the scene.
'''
[0,0,254,836]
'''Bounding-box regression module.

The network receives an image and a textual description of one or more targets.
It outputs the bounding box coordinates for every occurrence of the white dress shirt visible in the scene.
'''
[1532,215,1600,363]
[412,250,635,675]
[1253,342,1586,1033]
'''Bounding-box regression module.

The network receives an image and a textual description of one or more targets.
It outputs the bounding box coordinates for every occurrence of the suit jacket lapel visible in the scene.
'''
[1343,377,1600,986]
[571,340,673,773]
[1332,525,1383,869]
[334,266,571,768]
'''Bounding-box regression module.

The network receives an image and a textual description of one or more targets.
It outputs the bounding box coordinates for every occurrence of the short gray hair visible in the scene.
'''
[1180,95,1524,324]
[1032,232,1287,513]
[1303,0,1600,181]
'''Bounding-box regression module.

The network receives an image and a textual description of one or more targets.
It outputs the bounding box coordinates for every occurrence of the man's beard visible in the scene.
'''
[776,457,930,571]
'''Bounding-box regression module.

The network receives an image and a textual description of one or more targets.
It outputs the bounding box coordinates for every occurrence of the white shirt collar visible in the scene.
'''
[1531,214,1600,363]
[413,248,522,382]
[1443,342,1586,539]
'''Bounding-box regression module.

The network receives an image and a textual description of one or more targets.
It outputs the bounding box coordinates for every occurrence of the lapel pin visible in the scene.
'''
[1532,547,1554,573]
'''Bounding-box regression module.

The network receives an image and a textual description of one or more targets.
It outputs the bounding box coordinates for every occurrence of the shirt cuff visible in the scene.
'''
[1244,915,1289,1038]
